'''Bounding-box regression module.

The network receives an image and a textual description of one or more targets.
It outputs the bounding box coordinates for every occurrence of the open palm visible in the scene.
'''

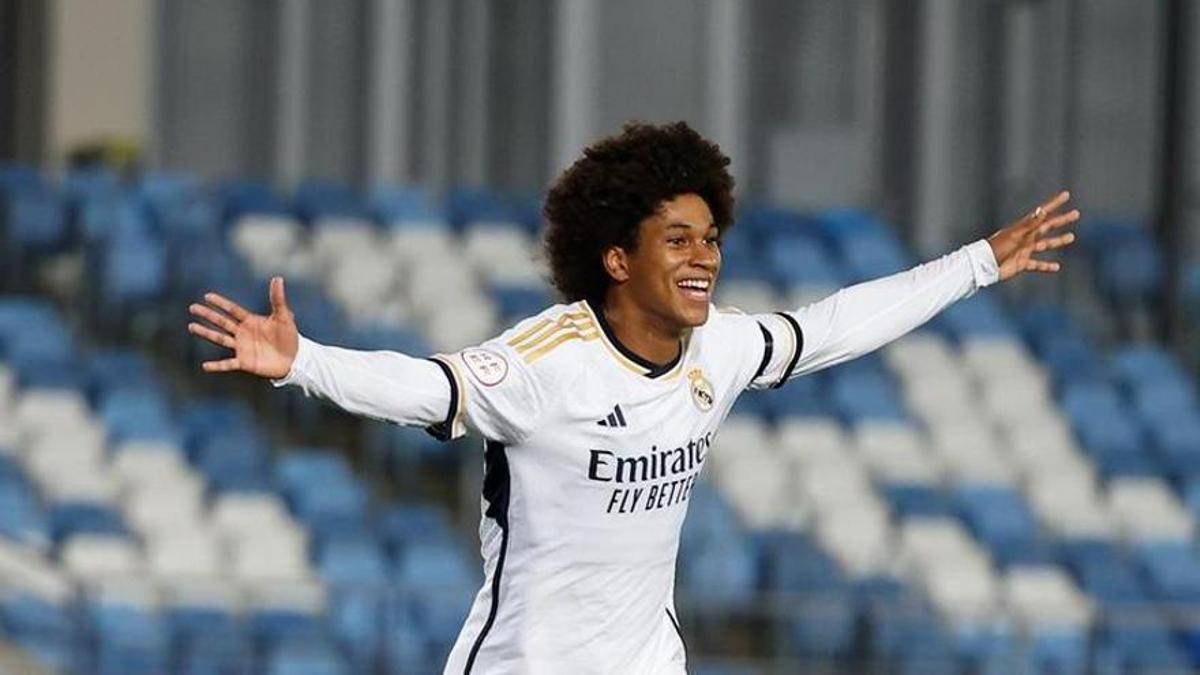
[987,190,1081,282]
[187,276,299,379]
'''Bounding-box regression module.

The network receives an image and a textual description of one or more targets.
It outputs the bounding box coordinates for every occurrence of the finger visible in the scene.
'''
[1025,259,1062,274]
[189,303,239,334]
[1038,190,1071,216]
[201,358,241,373]
[204,292,250,322]
[188,322,236,349]
[269,276,290,317]
[1035,232,1076,253]
[1038,209,1081,235]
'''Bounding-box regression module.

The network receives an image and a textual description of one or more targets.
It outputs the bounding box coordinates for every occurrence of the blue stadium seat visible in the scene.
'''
[492,285,554,324]
[1096,611,1192,672]
[370,185,445,225]
[680,541,757,609]
[1,593,77,671]
[340,325,430,356]
[276,451,355,495]
[938,295,1015,340]
[217,179,291,223]
[830,370,908,424]
[86,350,163,408]
[447,187,532,232]
[680,485,743,555]
[1113,344,1188,389]
[1136,542,1200,603]
[266,638,349,675]
[292,481,370,538]
[0,489,50,549]
[89,603,170,675]
[100,388,178,444]
[381,596,437,675]
[754,530,846,594]
[158,195,221,244]
[100,235,169,310]
[375,504,455,553]
[79,196,151,244]
[0,163,45,191]
[955,485,1038,556]
[248,606,326,649]
[294,179,369,222]
[717,231,774,284]
[766,234,843,289]
[4,188,68,253]
[1086,221,1163,305]
[135,171,199,225]
[837,230,911,283]
[329,588,382,669]
[786,593,860,658]
[318,536,389,588]
[48,502,126,542]
[884,483,952,519]
[740,206,815,239]
[866,593,950,661]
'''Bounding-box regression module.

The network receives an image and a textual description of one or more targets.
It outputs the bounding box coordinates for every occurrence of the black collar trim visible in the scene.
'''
[585,299,682,379]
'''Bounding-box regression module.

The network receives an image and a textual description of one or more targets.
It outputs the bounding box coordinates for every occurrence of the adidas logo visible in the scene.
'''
[596,404,628,428]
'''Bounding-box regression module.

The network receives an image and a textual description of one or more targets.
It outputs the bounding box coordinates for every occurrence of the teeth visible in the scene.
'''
[678,280,710,290]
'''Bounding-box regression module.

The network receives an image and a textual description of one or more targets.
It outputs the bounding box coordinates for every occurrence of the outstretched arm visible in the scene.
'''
[753,191,1079,385]
[188,277,451,427]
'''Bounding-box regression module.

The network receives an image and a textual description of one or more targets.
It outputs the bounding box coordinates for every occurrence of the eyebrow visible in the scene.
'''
[666,221,718,232]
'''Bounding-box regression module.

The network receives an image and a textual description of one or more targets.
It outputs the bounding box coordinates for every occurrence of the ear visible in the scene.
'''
[602,246,631,283]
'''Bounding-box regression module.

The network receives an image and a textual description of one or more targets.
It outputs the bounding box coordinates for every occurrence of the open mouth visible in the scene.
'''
[676,278,711,302]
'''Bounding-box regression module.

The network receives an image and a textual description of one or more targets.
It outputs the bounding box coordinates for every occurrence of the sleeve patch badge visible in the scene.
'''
[462,348,509,387]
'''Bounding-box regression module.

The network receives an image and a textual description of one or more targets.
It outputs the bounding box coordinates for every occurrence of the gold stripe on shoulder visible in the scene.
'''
[523,329,599,364]
[507,311,590,349]
[506,318,553,347]
[513,313,596,354]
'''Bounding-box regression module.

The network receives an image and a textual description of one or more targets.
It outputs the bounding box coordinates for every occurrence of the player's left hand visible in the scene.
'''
[987,190,1080,282]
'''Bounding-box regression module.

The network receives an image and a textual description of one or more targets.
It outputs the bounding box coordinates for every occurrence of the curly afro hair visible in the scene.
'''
[543,121,736,304]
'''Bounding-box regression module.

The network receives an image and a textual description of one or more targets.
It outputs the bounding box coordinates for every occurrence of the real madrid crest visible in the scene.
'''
[688,368,714,412]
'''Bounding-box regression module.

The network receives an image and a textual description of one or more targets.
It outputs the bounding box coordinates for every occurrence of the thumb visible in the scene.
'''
[269,276,291,317]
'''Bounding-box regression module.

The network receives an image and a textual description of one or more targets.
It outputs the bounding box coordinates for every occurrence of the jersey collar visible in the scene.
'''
[582,300,685,380]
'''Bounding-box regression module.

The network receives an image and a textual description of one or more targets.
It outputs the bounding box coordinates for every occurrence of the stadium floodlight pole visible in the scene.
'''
[188,122,1079,673]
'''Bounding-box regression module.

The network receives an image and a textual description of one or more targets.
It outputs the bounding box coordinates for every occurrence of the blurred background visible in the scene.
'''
[2,0,1200,673]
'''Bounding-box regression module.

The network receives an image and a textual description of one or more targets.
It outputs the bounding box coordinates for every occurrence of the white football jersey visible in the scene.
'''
[430,299,799,674]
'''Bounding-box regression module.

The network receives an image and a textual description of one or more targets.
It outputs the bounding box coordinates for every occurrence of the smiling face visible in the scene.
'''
[603,193,722,332]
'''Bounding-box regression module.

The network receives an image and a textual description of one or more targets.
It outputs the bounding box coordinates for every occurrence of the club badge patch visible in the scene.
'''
[462,348,509,387]
[688,368,714,412]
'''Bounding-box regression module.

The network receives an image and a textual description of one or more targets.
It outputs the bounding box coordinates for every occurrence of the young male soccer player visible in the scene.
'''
[188,122,1079,673]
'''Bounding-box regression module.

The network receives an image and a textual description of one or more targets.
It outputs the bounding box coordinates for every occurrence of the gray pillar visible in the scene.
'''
[366,0,413,185]
[276,0,310,187]
[705,0,748,181]
[458,0,493,187]
[420,0,453,189]
[551,0,599,174]
[913,0,959,256]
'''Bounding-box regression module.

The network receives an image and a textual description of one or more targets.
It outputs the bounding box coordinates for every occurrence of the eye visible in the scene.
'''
[667,237,687,246]
[704,236,721,247]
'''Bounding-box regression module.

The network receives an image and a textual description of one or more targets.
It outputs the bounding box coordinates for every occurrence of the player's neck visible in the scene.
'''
[596,296,683,366]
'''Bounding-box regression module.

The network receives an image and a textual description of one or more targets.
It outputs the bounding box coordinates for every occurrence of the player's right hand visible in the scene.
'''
[188,276,299,379]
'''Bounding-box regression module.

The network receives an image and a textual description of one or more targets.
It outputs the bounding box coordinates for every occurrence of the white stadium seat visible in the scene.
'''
[147,531,223,580]
[61,535,142,579]
[230,214,303,277]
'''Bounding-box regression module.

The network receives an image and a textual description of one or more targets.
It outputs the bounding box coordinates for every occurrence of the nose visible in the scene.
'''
[691,242,719,271]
